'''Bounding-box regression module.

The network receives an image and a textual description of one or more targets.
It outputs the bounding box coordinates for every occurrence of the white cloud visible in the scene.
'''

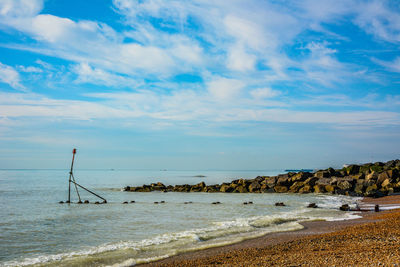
[0,0,42,17]
[207,77,245,100]
[354,1,400,43]
[72,62,139,87]
[18,65,42,73]
[0,62,25,90]
[250,87,280,99]
[226,44,256,72]
[0,89,399,133]
[373,57,400,73]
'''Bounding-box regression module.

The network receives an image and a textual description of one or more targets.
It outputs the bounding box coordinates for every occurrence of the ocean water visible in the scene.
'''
[0,169,361,267]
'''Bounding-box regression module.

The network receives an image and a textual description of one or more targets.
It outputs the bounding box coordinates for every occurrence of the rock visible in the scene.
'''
[95,201,100,204]
[220,184,234,193]
[365,184,378,196]
[175,184,191,192]
[124,186,131,191]
[248,181,261,192]
[265,177,277,188]
[233,185,248,193]
[248,201,253,204]
[205,185,220,192]
[289,181,304,193]
[327,167,336,176]
[370,163,384,173]
[273,185,288,193]
[377,172,390,184]
[337,180,352,191]
[290,172,311,182]
[325,185,335,193]
[313,184,326,193]
[77,201,82,204]
[190,181,206,192]
[123,201,128,204]
[277,174,290,186]
[315,178,331,186]
[299,185,312,194]
[160,201,165,203]
[303,177,319,187]
[308,203,318,208]
[366,171,378,181]
[154,202,159,204]
[243,202,248,205]
[354,184,364,195]
[346,165,360,175]
[275,202,286,206]
[314,171,330,179]
[59,201,64,204]
[84,200,89,204]
[381,178,391,188]
[339,204,350,211]
[212,201,221,205]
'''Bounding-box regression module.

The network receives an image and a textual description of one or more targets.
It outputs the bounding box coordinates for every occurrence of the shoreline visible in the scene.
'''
[139,195,400,266]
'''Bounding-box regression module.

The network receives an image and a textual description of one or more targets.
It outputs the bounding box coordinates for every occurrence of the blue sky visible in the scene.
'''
[0,0,400,170]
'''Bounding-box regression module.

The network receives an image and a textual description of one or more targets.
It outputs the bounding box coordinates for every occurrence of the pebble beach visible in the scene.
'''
[142,195,400,266]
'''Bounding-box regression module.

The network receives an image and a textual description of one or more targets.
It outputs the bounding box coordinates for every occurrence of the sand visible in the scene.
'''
[139,195,400,266]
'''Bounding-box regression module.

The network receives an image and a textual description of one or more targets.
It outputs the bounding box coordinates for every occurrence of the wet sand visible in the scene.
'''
[140,195,400,266]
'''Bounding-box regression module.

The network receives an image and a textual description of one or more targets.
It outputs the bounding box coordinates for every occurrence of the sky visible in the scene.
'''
[0,0,400,170]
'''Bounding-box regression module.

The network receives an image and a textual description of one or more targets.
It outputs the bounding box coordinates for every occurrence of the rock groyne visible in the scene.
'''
[124,160,400,197]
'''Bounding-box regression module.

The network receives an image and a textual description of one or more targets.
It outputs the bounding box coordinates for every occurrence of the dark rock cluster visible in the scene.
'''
[124,160,400,197]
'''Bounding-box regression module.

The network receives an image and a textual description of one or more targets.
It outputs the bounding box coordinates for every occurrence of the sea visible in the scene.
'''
[0,169,362,267]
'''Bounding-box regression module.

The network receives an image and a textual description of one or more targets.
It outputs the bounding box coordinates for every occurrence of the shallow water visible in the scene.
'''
[0,169,361,266]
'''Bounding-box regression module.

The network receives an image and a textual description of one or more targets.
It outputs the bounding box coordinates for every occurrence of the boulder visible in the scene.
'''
[290,172,311,182]
[314,171,330,179]
[276,174,290,186]
[299,185,312,194]
[370,163,384,173]
[265,177,277,188]
[337,180,352,191]
[365,184,378,196]
[313,184,326,193]
[308,203,318,208]
[233,185,248,193]
[249,181,261,192]
[381,179,391,188]
[220,184,234,193]
[315,178,331,186]
[190,182,206,192]
[325,185,335,193]
[345,165,360,175]
[275,202,286,206]
[304,177,319,187]
[354,184,364,195]
[366,171,378,181]
[377,172,391,184]
[289,181,304,193]
[205,185,220,192]
[339,204,350,211]
[274,185,288,193]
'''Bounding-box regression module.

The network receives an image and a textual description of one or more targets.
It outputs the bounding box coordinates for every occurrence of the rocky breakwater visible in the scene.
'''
[124,160,400,197]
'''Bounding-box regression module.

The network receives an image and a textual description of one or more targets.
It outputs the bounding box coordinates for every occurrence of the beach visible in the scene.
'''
[141,195,400,266]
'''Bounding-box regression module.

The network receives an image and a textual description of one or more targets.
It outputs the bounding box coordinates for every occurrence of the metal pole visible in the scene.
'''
[70,180,107,202]
[71,173,81,202]
[68,148,77,203]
